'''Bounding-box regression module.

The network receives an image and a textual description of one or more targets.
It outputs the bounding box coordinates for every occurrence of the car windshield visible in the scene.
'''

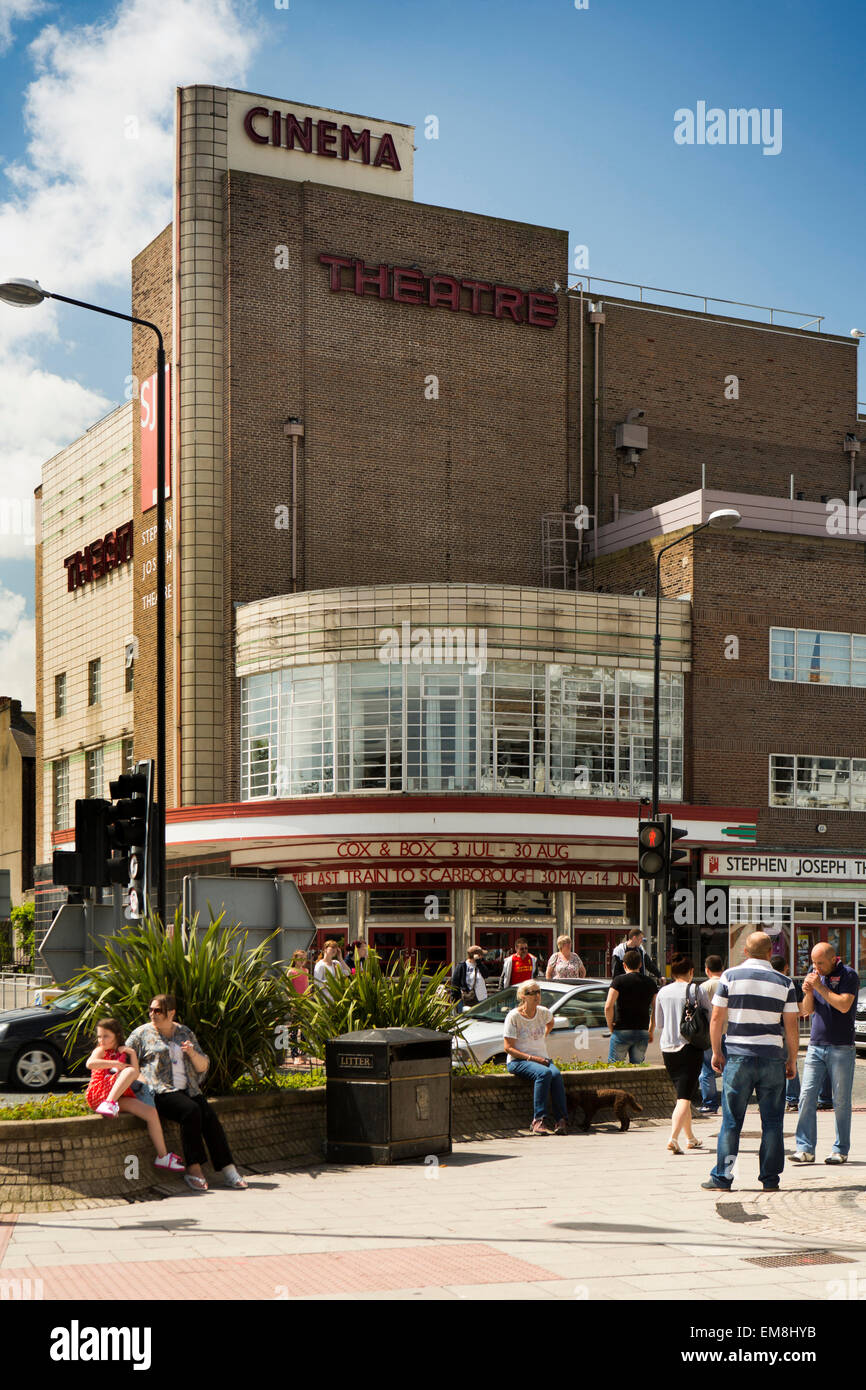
[459,987,564,1023]
[51,992,83,1013]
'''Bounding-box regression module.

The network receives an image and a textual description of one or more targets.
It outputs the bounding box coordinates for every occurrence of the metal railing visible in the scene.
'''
[0,971,52,1013]
[567,274,824,331]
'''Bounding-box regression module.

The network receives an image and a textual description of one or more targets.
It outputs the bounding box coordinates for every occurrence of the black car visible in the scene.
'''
[0,991,89,1091]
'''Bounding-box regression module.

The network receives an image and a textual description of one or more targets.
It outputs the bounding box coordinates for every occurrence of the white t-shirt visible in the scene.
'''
[503,1006,553,1059]
[465,962,488,1001]
[314,958,350,986]
[167,1039,188,1090]
[654,980,711,1052]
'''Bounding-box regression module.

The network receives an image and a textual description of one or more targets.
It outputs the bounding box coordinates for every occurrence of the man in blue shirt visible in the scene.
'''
[792,942,858,1165]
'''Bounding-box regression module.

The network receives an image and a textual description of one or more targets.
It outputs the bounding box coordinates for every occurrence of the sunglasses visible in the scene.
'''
[525,990,541,997]
[148,1007,164,1015]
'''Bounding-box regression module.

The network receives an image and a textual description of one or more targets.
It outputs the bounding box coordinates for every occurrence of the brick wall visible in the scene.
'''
[588,297,856,527]
[0,1067,674,1211]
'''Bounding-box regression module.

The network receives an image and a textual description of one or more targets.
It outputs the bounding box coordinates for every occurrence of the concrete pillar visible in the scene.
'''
[555,890,572,944]
[453,888,472,961]
[348,890,366,943]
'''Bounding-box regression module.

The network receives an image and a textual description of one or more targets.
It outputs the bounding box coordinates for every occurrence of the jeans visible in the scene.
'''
[130,1080,156,1109]
[699,1037,728,1108]
[153,1090,234,1171]
[608,1029,649,1063]
[795,1044,855,1157]
[506,1058,568,1122]
[786,1064,800,1106]
[710,1053,786,1189]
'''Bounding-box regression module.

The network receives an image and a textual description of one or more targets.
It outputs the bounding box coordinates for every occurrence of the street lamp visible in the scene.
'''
[0,277,168,924]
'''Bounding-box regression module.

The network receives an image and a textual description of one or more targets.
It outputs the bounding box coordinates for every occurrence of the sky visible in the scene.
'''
[0,0,864,708]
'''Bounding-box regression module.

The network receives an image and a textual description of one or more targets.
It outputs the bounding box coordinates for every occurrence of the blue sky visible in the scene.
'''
[1,0,864,705]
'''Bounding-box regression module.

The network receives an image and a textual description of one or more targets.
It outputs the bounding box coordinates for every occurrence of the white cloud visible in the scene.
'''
[0,0,259,560]
[0,0,45,54]
[0,585,35,706]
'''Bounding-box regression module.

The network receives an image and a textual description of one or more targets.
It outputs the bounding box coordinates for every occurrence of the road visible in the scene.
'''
[4,1048,866,1106]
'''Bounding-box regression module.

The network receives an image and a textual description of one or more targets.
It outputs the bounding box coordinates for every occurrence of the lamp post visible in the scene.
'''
[0,278,168,924]
[648,506,741,965]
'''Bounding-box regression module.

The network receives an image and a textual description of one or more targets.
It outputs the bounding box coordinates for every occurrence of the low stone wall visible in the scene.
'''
[452,1065,676,1140]
[0,1066,676,1211]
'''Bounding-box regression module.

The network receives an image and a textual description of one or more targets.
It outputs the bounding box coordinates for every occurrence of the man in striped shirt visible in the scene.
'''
[701,932,800,1192]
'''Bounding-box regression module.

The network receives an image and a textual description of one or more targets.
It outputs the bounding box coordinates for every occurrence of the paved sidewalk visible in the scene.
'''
[2,1108,865,1300]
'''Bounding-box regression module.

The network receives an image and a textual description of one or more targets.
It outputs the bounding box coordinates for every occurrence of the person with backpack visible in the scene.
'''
[653,954,711,1154]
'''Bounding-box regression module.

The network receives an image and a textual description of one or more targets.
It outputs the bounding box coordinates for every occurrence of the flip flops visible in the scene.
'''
[183,1173,208,1192]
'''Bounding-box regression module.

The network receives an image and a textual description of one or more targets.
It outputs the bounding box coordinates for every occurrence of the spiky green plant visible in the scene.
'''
[55,908,293,1094]
[290,949,463,1056]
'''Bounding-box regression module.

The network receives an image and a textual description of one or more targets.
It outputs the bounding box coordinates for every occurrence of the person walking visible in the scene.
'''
[612,929,662,982]
[604,948,657,1062]
[503,981,569,1135]
[546,936,587,980]
[451,945,490,1012]
[701,932,800,1193]
[791,942,858,1166]
[698,955,726,1115]
[500,938,540,989]
[654,955,709,1153]
[313,939,352,990]
[771,952,803,1112]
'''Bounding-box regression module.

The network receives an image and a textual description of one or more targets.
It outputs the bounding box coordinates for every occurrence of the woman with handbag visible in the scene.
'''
[451,946,490,1012]
[653,955,711,1154]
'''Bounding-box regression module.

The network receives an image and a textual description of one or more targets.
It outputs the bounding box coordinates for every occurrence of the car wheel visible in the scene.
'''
[12,1044,61,1091]
[492,1053,507,1066]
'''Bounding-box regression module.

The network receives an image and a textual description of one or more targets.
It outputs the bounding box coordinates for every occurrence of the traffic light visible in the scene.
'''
[662,813,689,893]
[108,762,153,920]
[52,798,113,892]
[638,819,666,883]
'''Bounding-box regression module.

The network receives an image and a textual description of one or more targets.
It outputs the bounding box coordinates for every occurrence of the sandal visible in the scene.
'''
[667,1140,682,1154]
[183,1173,208,1192]
[224,1172,249,1190]
[687,1139,703,1150]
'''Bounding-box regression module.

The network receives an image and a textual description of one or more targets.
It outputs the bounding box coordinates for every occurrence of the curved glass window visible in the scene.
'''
[240,661,683,801]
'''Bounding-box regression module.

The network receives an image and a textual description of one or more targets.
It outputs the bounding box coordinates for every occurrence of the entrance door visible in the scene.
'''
[574,932,607,978]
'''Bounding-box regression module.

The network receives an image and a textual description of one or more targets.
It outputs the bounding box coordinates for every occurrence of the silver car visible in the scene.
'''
[452,977,662,1067]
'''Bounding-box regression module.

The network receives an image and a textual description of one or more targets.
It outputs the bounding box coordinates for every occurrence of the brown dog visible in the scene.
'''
[574,1087,643,1132]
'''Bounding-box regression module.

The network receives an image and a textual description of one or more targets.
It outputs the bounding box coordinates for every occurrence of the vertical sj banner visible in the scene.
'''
[140,365,171,513]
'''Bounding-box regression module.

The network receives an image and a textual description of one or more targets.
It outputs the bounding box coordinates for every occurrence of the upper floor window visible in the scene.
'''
[770,754,866,811]
[125,640,135,694]
[770,627,866,688]
[122,737,135,775]
[88,658,102,706]
[52,759,70,832]
[85,746,104,800]
[54,673,67,719]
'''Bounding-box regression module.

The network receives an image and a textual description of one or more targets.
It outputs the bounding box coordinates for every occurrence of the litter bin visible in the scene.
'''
[325,1026,452,1164]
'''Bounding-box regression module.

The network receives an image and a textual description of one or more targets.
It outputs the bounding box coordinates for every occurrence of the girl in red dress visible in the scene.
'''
[85,1018,184,1174]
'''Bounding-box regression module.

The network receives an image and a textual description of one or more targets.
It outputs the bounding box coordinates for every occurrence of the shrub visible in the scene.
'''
[290,949,462,1057]
[56,909,293,1094]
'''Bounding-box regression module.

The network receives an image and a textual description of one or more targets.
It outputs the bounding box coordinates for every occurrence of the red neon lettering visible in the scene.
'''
[317,120,338,157]
[392,267,426,304]
[461,280,494,315]
[243,107,269,145]
[354,261,389,297]
[318,253,354,290]
[372,132,401,170]
[494,286,524,322]
[285,114,313,152]
[526,292,558,328]
[341,125,371,162]
[428,275,461,311]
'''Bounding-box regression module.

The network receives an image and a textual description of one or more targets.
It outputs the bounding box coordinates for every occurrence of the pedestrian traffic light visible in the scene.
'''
[108,762,153,920]
[662,813,689,893]
[638,820,666,882]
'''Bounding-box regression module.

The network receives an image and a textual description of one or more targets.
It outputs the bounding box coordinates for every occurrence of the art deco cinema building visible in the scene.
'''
[36,86,866,977]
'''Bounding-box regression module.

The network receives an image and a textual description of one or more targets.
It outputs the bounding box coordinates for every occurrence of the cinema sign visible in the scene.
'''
[227,92,415,200]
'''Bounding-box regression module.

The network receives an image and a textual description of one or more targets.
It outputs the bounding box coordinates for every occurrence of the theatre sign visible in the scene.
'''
[703,852,866,880]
